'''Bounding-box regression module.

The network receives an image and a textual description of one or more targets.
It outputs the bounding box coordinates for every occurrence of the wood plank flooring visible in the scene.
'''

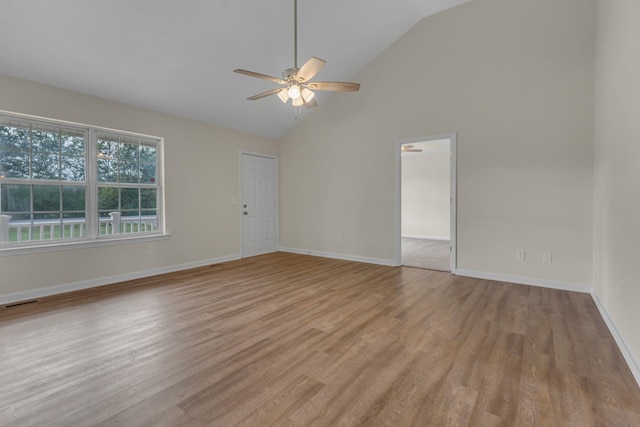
[1,252,639,426]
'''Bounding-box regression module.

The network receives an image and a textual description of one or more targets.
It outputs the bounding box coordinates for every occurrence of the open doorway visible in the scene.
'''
[395,134,456,272]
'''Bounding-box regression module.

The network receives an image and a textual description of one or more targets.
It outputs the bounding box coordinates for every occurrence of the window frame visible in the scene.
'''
[0,110,166,254]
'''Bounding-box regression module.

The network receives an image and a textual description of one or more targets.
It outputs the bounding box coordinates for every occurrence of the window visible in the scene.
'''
[96,132,159,236]
[0,112,164,250]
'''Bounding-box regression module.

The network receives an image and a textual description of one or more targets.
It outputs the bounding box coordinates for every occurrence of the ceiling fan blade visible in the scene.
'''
[402,145,422,152]
[234,69,287,85]
[304,97,318,109]
[247,88,284,101]
[307,81,361,92]
[297,57,326,82]
[402,149,423,152]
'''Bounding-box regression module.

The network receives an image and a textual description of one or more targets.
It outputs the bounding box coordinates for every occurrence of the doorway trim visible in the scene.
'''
[239,151,279,258]
[395,133,457,272]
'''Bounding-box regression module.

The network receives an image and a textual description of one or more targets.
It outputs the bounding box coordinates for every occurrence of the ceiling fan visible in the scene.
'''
[401,145,423,153]
[233,0,360,109]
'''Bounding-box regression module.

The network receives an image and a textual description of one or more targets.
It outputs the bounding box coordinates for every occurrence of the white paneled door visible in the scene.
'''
[241,153,278,258]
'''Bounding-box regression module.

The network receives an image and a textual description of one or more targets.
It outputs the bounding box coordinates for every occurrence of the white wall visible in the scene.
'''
[279,0,595,285]
[0,74,277,300]
[593,0,640,379]
[402,150,450,239]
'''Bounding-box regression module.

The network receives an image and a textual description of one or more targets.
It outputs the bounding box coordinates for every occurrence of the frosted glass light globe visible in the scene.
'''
[288,85,301,99]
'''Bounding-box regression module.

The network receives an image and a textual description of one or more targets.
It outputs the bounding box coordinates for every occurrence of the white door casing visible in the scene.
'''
[241,153,278,257]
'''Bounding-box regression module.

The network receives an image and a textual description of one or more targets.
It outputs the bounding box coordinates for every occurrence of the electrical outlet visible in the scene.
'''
[542,251,552,263]
[516,249,526,261]
[148,245,156,254]
[337,234,342,242]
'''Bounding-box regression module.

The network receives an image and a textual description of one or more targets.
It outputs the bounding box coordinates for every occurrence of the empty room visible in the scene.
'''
[1,0,639,425]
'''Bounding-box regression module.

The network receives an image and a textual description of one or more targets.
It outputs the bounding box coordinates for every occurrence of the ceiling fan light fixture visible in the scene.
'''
[288,84,301,99]
[301,87,315,102]
[233,0,360,110]
[277,88,290,103]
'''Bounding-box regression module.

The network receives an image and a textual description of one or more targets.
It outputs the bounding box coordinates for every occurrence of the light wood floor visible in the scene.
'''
[1,253,639,426]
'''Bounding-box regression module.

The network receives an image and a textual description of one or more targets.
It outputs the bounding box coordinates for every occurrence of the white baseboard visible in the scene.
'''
[454,268,590,293]
[0,253,241,306]
[402,235,450,241]
[591,292,640,388]
[279,247,396,267]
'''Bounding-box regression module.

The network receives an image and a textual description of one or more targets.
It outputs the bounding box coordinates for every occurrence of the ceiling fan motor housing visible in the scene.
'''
[283,68,301,82]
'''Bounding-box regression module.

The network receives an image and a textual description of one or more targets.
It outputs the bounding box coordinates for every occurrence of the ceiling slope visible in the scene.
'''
[0,0,470,139]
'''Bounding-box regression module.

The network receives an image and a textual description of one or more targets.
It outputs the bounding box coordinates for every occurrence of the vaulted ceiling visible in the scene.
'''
[0,0,470,140]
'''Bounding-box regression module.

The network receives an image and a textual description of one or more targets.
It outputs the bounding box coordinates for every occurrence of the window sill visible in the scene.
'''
[0,233,171,257]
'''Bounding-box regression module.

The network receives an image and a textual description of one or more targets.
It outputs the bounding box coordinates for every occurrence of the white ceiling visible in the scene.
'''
[0,0,470,140]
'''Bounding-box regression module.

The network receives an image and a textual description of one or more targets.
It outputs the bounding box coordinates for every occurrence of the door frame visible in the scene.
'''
[394,133,457,272]
[239,151,279,258]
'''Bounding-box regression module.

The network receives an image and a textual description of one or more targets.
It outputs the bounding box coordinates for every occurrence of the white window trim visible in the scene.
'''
[0,110,167,255]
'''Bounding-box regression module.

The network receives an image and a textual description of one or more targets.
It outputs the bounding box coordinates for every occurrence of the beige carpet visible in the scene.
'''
[402,238,451,271]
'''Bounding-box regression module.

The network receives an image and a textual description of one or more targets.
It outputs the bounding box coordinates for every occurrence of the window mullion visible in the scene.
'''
[88,129,98,240]
[58,129,63,236]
